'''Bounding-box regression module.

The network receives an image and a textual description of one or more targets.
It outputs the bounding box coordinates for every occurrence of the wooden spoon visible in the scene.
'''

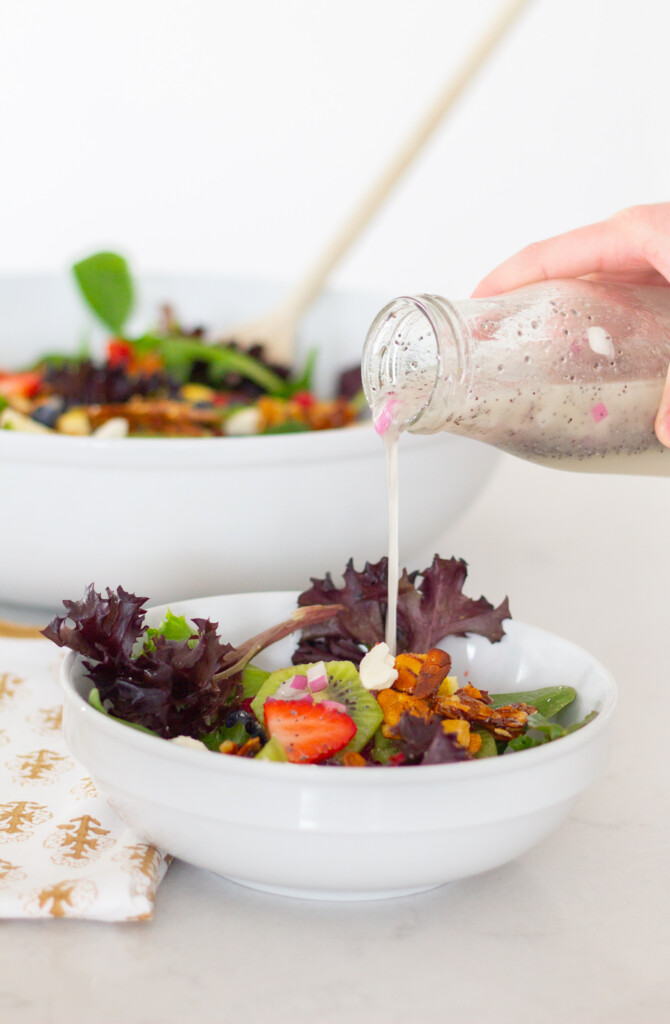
[223,0,533,365]
[0,618,46,639]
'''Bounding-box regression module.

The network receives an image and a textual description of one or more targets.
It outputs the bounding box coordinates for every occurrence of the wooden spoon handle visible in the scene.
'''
[281,0,534,321]
[0,618,46,639]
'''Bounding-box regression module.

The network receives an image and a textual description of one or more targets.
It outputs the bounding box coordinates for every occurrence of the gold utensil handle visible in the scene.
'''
[0,618,46,639]
[282,0,534,321]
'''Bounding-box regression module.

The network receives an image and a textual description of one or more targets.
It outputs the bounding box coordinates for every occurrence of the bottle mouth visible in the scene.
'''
[362,295,446,432]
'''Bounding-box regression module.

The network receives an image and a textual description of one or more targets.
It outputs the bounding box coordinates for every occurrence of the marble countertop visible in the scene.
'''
[2,454,669,1024]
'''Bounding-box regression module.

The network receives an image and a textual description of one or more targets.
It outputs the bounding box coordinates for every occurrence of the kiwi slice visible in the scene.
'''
[370,727,401,765]
[256,736,288,762]
[251,661,383,754]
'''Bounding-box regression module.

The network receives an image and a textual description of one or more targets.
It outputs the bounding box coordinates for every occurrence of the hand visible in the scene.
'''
[471,203,670,448]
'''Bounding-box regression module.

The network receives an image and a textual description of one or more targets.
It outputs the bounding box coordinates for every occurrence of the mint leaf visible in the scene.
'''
[72,252,134,334]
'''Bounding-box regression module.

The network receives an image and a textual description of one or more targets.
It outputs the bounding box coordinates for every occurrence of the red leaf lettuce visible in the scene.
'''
[44,584,341,739]
[293,555,510,666]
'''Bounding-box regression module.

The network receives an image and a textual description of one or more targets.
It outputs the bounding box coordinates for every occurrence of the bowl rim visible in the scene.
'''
[0,418,466,469]
[60,605,617,786]
[0,419,379,468]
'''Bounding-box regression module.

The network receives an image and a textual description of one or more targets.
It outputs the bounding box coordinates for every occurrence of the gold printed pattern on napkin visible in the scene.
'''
[0,639,170,920]
[29,706,63,734]
[0,801,52,842]
[44,815,114,866]
[70,777,99,801]
[7,749,74,785]
[0,672,24,705]
[23,878,98,918]
[0,858,26,887]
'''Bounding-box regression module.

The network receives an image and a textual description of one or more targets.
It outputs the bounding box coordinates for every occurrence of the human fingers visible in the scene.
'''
[654,363,670,448]
[472,203,670,297]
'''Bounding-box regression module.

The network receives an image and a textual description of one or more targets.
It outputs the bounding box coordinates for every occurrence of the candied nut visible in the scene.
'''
[468,732,483,755]
[436,689,535,739]
[394,653,425,692]
[414,648,452,697]
[238,737,262,757]
[460,682,493,705]
[394,648,452,697]
[441,719,470,748]
[377,688,433,729]
[342,751,367,767]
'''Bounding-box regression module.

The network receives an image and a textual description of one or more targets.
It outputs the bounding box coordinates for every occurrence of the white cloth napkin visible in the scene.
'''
[0,636,170,920]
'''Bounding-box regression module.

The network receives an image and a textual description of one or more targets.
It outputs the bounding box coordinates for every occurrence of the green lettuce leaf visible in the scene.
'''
[73,252,134,334]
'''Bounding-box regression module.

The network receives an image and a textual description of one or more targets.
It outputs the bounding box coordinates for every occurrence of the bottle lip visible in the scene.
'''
[362,293,463,432]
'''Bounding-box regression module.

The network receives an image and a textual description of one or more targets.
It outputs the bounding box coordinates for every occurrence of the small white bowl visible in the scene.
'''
[60,590,617,901]
[0,273,498,610]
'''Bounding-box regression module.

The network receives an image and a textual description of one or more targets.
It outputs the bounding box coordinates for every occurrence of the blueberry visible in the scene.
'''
[31,397,65,429]
[225,708,266,743]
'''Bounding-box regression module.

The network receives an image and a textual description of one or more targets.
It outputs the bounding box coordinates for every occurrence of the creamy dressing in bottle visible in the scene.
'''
[362,280,670,477]
[364,279,670,648]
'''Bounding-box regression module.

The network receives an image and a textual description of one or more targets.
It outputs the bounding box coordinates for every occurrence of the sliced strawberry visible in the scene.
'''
[263,698,356,764]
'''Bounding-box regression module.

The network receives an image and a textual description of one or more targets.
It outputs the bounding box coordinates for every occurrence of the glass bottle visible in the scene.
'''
[361,279,670,475]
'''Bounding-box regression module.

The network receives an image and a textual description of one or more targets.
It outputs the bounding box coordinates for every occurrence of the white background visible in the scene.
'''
[2,0,669,301]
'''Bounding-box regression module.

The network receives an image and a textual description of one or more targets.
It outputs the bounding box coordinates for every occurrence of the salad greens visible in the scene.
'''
[0,250,363,437]
[73,252,134,335]
[293,554,510,666]
[43,557,598,766]
[43,583,341,738]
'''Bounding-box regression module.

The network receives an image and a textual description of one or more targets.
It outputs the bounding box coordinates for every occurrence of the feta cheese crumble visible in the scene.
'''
[359,642,398,691]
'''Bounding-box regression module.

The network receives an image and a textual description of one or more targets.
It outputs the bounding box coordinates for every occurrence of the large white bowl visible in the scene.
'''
[0,273,498,610]
[60,590,616,901]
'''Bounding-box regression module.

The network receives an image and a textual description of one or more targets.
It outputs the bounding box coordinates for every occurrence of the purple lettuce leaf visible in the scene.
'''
[293,555,510,666]
[392,713,471,765]
[44,585,342,739]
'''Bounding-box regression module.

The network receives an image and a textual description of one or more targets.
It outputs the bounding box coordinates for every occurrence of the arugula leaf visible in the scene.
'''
[293,555,510,666]
[72,252,134,334]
